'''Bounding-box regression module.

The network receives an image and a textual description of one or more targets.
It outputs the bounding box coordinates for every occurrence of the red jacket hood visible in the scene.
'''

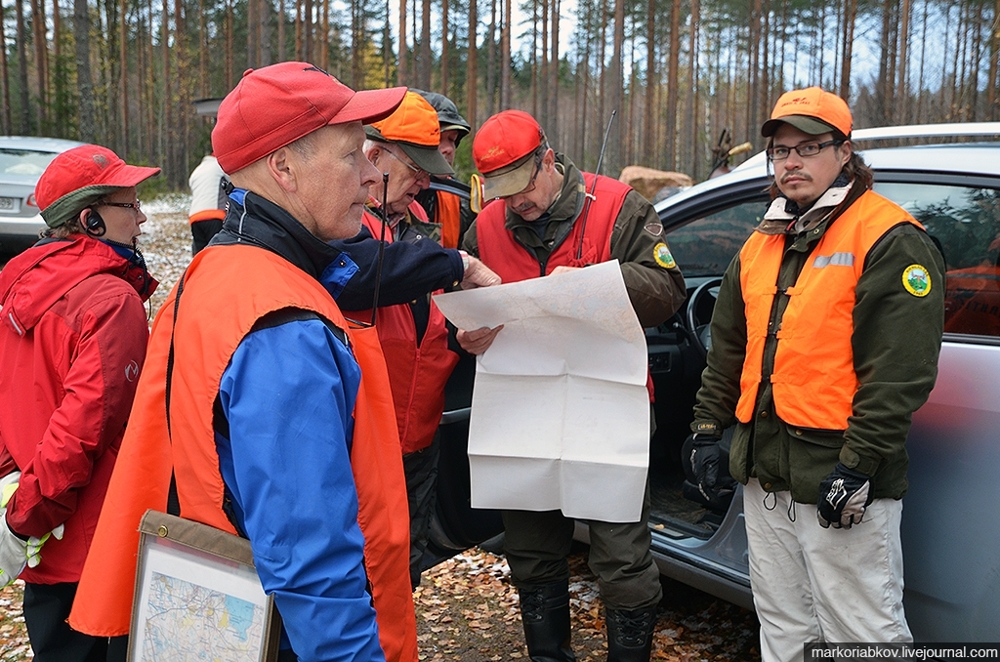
[0,237,157,334]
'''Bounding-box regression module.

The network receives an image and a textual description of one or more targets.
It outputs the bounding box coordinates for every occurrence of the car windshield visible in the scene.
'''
[0,148,60,177]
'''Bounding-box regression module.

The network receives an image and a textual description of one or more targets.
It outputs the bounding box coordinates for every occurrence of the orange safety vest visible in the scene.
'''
[736,190,922,430]
[69,245,417,662]
[354,209,459,454]
[437,190,463,249]
[476,172,627,281]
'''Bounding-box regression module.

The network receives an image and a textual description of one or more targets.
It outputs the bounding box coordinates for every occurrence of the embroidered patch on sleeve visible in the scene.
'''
[654,243,676,269]
[902,264,931,297]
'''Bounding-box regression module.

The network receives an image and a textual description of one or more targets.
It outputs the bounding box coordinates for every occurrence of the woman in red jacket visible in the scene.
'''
[0,144,159,662]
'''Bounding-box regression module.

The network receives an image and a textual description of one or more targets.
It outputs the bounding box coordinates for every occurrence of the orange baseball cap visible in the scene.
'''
[472,110,547,199]
[365,91,453,176]
[761,86,853,138]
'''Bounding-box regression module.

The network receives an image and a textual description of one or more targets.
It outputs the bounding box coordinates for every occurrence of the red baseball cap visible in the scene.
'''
[761,86,853,138]
[36,144,161,228]
[213,62,406,173]
[473,110,546,199]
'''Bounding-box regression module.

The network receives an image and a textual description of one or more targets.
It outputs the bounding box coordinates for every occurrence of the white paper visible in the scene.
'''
[433,260,649,522]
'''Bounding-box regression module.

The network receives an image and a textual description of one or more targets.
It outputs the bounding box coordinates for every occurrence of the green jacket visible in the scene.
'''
[692,179,945,503]
[462,154,687,327]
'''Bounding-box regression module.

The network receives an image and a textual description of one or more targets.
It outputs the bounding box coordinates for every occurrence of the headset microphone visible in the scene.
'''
[85,209,107,237]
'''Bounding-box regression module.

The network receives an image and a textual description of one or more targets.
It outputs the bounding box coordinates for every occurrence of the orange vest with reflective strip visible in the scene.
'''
[69,245,417,662]
[354,210,459,454]
[736,191,922,430]
[475,172,626,281]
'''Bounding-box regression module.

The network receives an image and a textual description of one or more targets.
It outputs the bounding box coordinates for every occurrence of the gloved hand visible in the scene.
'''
[817,463,873,529]
[460,254,502,289]
[0,472,64,587]
[688,433,734,503]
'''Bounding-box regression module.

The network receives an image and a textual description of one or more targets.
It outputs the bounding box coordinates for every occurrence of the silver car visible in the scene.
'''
[428,124,1000,642]
[0,136,85,254]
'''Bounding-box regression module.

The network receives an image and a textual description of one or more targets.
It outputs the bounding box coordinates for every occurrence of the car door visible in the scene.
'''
[871,172,1000,641]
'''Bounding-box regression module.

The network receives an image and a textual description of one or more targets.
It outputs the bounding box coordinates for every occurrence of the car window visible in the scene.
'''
[665,200,761,277]
[0,149,60,176]
[875,182,1000,338]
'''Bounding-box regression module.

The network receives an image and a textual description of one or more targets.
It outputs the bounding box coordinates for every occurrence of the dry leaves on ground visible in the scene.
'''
[415,546,760,662]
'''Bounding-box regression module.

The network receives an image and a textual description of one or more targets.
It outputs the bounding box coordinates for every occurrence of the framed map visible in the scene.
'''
[128,511,281,662]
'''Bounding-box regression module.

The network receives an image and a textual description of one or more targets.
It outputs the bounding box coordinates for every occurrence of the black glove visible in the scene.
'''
[688,433,734,504]
[817,463,873,529]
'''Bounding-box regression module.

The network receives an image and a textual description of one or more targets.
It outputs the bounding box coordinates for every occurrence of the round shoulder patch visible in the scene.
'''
[902,264,931,297]
[654,243,676,269]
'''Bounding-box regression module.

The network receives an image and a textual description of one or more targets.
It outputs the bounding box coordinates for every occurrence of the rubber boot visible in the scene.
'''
[518,580,576,662]
[605,605,658,662]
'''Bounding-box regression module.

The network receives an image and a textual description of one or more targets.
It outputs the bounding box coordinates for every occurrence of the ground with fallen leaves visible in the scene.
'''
[414,547,760,662]
[0,198,762,661]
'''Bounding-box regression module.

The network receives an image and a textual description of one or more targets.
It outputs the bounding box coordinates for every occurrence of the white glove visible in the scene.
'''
[460,255,502,289]
[0,472,65,587]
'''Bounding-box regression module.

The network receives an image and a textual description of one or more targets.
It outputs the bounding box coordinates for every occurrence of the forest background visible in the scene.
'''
[1,0,997,189]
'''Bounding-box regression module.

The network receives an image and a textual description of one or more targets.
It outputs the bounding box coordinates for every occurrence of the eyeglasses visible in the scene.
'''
[766,139,843,162]
[98,200,142,212]
[501,151,544,199]
[383,148,429,181]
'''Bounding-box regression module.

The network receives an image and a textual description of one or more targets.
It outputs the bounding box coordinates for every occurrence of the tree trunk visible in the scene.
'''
[226,0,234,90]
[278,0,286,63]
[441,0,449,92]
[549,0,559,141]
[665,0,680,170]
[606,0,624,176]
[840,0,856,100]
[198,0,207,97]
[162,0,172,179]
[0,1,10,134]
[420,0,431,88]
[467,0,478,128]
[119,0,129,154]
[31,0,48,131]
[399,0,408,83]
[687,0,699,178]
[175,0,189,185]
[73,0,93,140]
[500,0,510,108]
[897,0,910,124]
[989,0,1000,119]
[642,0,655,165]
[485,0,495,114]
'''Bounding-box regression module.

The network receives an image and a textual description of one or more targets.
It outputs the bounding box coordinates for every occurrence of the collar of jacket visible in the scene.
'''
[757,173,859,236]
[213,190,345,280]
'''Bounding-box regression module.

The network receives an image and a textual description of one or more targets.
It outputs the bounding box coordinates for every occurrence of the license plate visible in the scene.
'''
[0,197,16,211]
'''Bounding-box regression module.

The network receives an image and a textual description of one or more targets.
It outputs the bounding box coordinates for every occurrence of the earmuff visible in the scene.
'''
[85,209,106,237]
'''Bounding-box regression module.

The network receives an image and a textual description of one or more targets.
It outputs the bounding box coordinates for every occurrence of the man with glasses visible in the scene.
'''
[456,109,686,662]
[0,144,159,661]
[412,89,476,248]
[336,91,500,590]
[689,87,944,660]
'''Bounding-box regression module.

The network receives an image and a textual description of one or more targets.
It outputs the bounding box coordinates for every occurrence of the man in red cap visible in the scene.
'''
[0,144,160,661]
[689,87,944,659]
[459,109,686,662]
[69,63,419,662]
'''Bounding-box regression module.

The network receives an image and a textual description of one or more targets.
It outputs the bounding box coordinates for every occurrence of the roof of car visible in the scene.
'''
[0,136,86,153]
[656,122,1000,214]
